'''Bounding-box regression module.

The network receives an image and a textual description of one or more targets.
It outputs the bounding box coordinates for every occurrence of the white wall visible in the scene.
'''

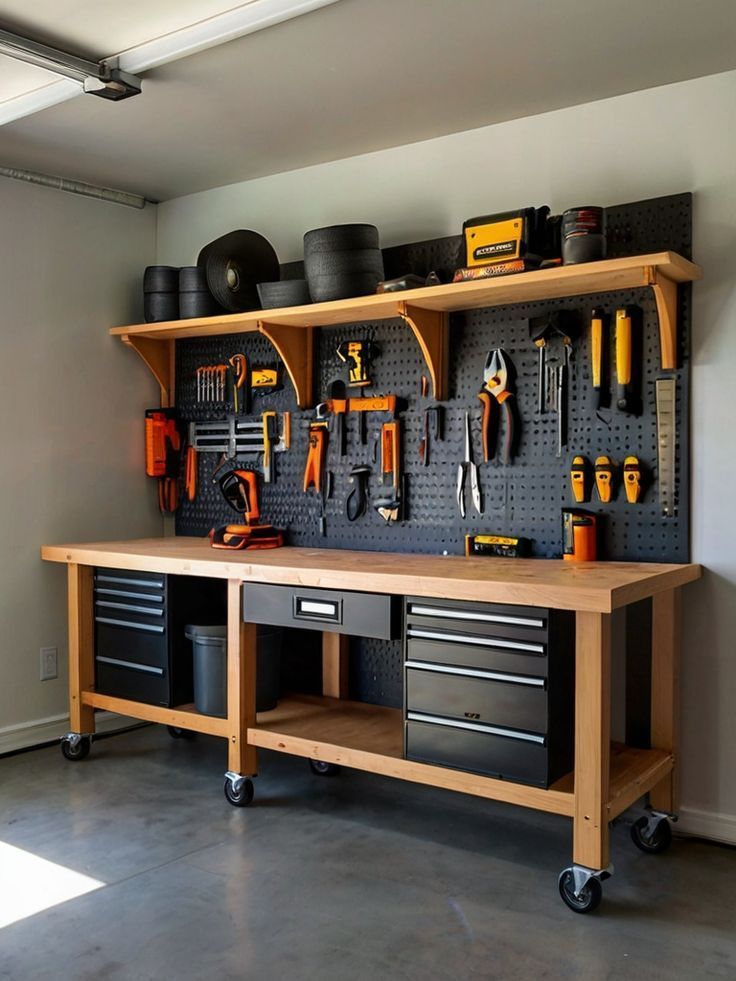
[0,178,161,751]
[158,70,736,841]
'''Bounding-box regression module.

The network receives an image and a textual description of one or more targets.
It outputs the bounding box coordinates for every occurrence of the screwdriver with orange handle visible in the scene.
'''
[616,307,636,413]
[590,307,605,408]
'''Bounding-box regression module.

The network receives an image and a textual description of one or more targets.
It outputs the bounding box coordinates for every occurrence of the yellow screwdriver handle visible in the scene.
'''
[591,310,603,390]
[616,308,632,386]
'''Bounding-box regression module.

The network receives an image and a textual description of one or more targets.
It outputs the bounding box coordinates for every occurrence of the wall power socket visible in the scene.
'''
[40,647,58,681]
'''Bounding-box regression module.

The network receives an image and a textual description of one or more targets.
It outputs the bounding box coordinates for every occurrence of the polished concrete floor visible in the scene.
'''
[1,725,734,981]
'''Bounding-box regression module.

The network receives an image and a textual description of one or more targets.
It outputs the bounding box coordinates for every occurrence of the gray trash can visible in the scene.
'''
[185,624,282,718]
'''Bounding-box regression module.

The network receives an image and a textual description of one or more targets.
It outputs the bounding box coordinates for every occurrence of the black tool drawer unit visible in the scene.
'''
[94,569,225,707]
[242,583,400,640]
[403,597,574,787]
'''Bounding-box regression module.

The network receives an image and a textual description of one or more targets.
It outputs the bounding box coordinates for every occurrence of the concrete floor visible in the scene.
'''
[0,726,734,981]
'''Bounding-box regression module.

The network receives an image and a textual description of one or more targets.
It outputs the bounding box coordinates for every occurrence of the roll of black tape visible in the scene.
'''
[257,279,311,309]
[197,230,279,312]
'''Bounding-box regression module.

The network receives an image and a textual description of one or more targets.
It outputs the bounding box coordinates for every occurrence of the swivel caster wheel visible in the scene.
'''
[558,867,606,914]
[60,734,91,762]
[167,726,195,740]
[309,759,341,777]
[631,814,673,854]
[224,773,254,807]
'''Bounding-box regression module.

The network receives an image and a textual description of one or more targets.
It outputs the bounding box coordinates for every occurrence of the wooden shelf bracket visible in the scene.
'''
[122,334,175,407]
[258,322,314,408]
[646,267,679,370]
[397,302,449,401]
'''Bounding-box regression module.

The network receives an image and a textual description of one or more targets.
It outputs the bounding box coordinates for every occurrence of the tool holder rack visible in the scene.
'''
[110,194,698,706]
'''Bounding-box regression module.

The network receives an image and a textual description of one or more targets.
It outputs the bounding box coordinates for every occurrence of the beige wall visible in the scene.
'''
[158,70,736,842]
[0,177,161,750]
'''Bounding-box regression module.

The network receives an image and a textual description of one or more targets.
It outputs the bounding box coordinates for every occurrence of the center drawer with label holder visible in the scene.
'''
[243,583,400,640]
[94,568,226,707]
[403,597,574,788]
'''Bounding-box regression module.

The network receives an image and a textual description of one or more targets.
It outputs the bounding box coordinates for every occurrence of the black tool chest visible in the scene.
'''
[94,568,225,706]
[403,597,574,787]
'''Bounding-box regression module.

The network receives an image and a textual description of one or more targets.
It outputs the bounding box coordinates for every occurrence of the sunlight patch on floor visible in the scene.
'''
[0,841,104,929]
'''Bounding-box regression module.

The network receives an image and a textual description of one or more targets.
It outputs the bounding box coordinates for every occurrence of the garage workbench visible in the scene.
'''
[42,537,700,911]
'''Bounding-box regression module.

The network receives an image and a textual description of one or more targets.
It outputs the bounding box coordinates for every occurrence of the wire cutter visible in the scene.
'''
[456,411,482,518]
[478,349,518,464]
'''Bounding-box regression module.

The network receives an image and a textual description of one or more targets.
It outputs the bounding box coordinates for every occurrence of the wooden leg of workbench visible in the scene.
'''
[322,632,349,698]
[649,588,681,812]
[68,564,95,734]
[573,611,612,869]
[227,580,257,776]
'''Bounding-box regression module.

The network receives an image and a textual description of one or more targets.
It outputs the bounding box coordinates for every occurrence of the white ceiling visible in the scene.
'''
[1,0,736,202]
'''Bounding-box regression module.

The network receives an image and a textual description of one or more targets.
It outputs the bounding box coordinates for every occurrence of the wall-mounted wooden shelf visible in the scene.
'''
[111,251,700,407]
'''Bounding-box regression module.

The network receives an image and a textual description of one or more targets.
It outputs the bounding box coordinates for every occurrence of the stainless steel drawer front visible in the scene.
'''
[405,660,545,687]
[96,574,165,590]
[408,604,544,629]
[407,712,545,744]
[96,655,164,676]
[407,627,544,654]
[94,616,165,634]
[95,588,164,603]
[95,600,165,616]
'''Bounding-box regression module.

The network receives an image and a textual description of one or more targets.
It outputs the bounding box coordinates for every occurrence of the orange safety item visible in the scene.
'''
[303,423,328,492]
[145,409,180,478]
[562,509,598,562]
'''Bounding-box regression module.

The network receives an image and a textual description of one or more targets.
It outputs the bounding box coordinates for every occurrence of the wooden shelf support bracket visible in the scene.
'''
[122,334,175,407]
[258,322,314,408]
[398,302,449,401]
[646,267,679,371]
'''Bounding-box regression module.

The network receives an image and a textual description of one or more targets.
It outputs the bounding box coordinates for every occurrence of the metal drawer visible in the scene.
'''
[405,633,546,677]
[243,583,400,639]
[405,597,549,645]
[405,663,547,734]
[95,656,171,707]
[95,620,168,670]
[405,718,549,787]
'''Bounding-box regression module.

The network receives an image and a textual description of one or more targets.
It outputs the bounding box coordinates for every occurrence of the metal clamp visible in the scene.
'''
[62,731,93,747]
[568,863,614,898]
[224,770,247,795]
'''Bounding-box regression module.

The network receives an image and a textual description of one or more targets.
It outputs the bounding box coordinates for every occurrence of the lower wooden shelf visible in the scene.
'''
[251,694,674,820]
[81,690,230,738]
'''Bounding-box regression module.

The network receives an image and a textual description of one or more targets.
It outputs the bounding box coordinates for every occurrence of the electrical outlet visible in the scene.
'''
[40,646,58,681]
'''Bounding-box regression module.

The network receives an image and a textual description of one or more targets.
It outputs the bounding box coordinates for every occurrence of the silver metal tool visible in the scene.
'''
[656,378,677,517]
[189,417,287,458]
[456,411,482,518]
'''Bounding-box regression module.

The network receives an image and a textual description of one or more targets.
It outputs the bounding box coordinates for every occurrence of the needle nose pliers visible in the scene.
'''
[478,349,518,464]
[456,411,482,518]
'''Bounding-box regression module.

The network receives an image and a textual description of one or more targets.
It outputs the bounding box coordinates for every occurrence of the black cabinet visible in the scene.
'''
[94,568,225,707]
[403,597,574,787]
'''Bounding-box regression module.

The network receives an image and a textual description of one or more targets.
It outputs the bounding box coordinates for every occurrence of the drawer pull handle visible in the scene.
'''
[95,600,165,616]
[95,588,164,603]
[96,575,165,590]
[407,712,546,744]
[407,627,544,655]
[96,655,164,676]
[293,597,341,623]
[405,660,545,687]
[95,616,165,634]
[408,604,545,629]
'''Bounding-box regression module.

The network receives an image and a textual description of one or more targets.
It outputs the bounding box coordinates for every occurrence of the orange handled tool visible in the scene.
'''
[381,421,400,491]
[303,423,328,492]
[477,390,492,463]
[185,445,197,502]
[591,307,605,408]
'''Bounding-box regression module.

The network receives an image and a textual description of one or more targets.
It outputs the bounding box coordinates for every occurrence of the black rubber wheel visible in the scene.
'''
[631,815,672,854]
[61,736,91,762]
[308,759,341,777]
[558,869,603,914]
[224,777,254,807]
[167,726,195,740]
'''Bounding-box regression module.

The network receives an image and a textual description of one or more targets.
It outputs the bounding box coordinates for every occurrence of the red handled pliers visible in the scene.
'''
[477,349,518,464]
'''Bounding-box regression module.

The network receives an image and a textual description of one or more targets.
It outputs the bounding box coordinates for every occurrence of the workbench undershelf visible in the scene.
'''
[248,694,672,821]
[81,690,230,738]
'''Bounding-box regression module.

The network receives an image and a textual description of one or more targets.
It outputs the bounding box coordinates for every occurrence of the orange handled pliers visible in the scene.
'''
[478,349,518,464]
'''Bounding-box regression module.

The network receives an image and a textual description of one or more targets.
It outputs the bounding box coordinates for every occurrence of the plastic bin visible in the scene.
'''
[185,624,282,718]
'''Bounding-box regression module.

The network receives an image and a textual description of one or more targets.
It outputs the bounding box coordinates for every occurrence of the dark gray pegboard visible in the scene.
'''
[175,193,691,705]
